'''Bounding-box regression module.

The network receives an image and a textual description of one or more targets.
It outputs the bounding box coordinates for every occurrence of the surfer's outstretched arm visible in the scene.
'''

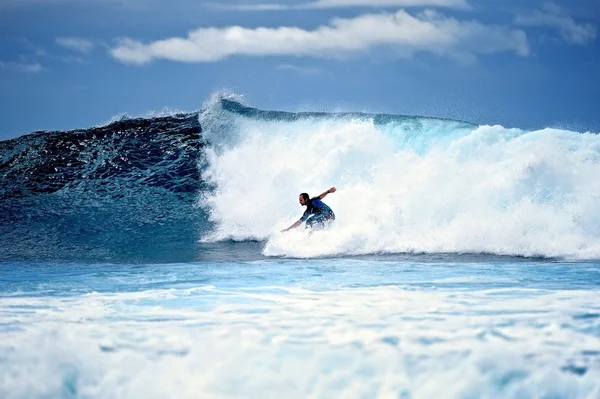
[281,219,303,233]
[318,187,337,199]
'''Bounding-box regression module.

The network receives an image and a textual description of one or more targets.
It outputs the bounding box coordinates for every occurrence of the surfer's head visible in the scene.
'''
[299,193,310,206]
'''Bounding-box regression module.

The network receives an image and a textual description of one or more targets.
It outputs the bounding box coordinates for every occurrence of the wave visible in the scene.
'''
[199,94,600,260]
[0,113,207,262]
[1,93,599,262]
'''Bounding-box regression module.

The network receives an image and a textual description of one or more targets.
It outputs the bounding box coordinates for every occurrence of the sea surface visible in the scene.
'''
[1,94,599,398]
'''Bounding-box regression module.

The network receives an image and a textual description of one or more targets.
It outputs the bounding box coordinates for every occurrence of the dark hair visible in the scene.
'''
[300,193,310,202]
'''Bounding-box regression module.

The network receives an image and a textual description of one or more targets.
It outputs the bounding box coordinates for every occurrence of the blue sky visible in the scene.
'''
[0,0,598,140]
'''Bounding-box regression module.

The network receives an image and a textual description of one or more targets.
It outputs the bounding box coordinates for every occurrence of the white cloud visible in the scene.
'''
[219,0,469,11]
[0,61,43,73]
[276,64,322,75]
[515,2,596,45]
[111,10,529,65]
[56,37,95,53]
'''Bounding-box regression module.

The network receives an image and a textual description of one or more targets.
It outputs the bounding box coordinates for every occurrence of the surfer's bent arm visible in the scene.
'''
[282,219,303,232]
[318,187,337,199]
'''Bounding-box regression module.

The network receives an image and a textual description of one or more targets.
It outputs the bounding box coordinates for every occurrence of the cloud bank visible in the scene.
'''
[111,10,529,65]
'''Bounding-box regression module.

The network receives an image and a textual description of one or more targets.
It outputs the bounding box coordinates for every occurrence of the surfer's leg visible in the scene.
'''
[321,212,335,229]
[306,212,334,230]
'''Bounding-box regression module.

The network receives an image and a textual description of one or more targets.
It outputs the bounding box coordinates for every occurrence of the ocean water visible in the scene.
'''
[1,94,599,398]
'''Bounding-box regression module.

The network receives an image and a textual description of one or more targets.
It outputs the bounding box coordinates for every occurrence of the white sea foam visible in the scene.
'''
[198,98,600,259]
[0,283,599,399]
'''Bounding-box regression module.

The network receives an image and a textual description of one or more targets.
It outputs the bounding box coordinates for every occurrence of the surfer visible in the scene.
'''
[281,187,337,232]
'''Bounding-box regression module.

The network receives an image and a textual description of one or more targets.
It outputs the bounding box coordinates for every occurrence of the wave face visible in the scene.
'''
[200,96,600,260]
[2,94,600,262]
[0,113,208,262]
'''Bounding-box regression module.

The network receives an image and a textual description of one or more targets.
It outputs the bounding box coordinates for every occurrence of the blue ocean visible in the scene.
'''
[1,94,599,398]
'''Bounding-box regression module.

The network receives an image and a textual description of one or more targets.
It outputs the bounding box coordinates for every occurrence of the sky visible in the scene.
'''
[0,0,598,140]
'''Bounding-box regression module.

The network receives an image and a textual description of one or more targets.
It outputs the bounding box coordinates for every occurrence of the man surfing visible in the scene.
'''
[281,187,337,232]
